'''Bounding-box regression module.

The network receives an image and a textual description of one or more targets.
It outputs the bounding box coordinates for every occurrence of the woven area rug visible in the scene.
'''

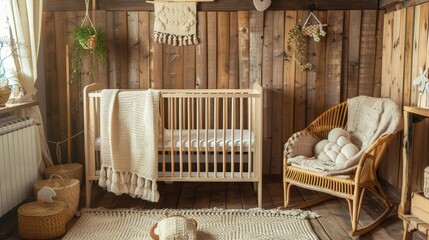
[63,208,319,240]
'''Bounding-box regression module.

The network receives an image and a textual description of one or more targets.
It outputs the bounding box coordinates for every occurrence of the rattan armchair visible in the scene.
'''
[280,101,397,237]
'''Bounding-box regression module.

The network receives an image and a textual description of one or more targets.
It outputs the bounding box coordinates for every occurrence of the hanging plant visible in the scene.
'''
[71,26,107,83]
[70,0,107,84]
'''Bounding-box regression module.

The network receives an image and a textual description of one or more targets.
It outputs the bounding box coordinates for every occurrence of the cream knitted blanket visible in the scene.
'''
[288,96,402,175]
[154,1,198,46]
[99,89,160,202]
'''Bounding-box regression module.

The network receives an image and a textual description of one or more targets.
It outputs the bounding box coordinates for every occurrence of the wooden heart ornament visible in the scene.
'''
[253,0,271,11]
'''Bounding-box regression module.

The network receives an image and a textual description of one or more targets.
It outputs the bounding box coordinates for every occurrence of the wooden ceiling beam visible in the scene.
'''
[44,0,379,12]
[379,0,403,9]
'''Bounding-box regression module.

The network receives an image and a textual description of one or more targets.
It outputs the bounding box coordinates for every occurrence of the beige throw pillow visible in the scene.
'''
[284,132,319,158]
[314,128,359,165]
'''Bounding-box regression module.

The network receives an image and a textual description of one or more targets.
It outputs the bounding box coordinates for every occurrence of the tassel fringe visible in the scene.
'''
[98,167,160,202]
[99,168,107,187]
[154,32,199,46]
[129,174,137,195]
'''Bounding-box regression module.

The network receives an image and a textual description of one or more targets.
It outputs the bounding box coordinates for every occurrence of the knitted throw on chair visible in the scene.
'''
[154,1,198,46]
[99,89,160,202]
[287,96,402,175]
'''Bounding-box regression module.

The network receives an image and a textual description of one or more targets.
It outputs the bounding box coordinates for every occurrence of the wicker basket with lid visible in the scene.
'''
[44,163,83,183]
[33,174,80,221]
[18,200,68,239]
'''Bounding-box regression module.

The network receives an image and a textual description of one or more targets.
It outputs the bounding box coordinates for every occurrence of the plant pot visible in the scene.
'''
[0,87,11,107]
[79,35,98,50]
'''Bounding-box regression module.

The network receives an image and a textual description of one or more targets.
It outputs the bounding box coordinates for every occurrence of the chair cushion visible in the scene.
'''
[314,128,359,165]
[284,132,319,158]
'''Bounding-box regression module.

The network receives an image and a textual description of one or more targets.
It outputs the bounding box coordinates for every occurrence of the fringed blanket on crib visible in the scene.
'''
[99,89,160,202]
[153,1,198,46]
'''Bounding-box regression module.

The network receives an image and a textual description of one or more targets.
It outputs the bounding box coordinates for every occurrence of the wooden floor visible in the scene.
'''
[0,175,426,239]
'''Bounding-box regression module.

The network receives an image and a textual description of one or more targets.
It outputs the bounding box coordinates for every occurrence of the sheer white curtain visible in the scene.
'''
[6,0,53,172]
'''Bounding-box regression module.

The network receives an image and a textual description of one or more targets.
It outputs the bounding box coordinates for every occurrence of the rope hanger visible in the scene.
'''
[81,0,96,30]
[47,131,84,164]
[302,1,326,27]
[303,12,324,27]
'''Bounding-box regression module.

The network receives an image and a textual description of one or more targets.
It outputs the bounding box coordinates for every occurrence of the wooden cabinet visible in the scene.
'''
[400,106,429,240]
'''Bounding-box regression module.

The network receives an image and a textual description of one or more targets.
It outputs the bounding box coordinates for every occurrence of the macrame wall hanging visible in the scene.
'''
[147,0,214,46]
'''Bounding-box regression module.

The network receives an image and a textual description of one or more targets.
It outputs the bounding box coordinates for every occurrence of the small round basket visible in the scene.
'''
[18,200,68,239]
[34,174,80,221]
[44,163,83,183]
[0,86,11,107]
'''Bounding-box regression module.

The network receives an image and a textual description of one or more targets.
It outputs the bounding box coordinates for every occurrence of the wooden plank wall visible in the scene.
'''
[380,2,429,193]
[43,10,384,175]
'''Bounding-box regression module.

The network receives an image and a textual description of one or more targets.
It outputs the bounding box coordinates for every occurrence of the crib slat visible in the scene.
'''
[161,97,165,177]
[179,98,183,178]
[223,97,227,178]
[188,97,192,176]
[191,97,195,129]
[205,98,209,177]
[248,97,253,178]
[199,97,204,129]
[170,98,175,175]
[168,98,171,130]
[214,97,218,178]
[240,97,244,178]
[231,97,235,178]
[197,97,201,178]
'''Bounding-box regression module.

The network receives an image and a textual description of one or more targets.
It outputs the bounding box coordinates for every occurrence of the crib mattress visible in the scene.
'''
[95,129,254,151]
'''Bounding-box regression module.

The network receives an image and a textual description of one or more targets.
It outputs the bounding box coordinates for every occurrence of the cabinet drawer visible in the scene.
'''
[411,192,429,222]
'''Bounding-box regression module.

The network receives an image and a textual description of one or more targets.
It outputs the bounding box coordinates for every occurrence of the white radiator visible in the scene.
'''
[0,116,38,217]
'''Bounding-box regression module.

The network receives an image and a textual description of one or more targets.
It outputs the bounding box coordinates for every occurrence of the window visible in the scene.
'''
[0,0,21,100]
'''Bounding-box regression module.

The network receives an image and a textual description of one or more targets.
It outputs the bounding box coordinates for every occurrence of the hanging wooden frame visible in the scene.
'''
[301,12,327,37]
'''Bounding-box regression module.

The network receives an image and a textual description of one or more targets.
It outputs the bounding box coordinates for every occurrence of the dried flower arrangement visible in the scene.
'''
[0,37,24,105]
[287,12,326,71]
[287,24,312,71]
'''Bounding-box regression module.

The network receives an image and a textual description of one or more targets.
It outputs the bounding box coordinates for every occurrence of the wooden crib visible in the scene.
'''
[83,83,263,208]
